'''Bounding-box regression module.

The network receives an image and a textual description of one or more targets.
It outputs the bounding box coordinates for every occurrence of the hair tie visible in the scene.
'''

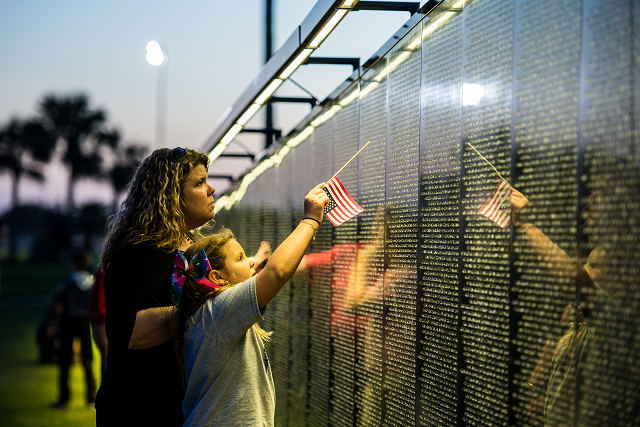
[171,249,220,308]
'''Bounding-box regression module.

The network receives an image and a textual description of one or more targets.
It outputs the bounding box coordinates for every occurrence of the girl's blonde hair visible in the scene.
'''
[174,229,271,381]
[99,148,210,271]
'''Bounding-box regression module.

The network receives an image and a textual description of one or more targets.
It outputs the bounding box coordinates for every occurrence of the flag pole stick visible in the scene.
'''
[326,140,372,186]
[466,142,510,186]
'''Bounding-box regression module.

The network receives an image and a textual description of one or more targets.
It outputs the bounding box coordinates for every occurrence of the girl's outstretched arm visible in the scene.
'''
[255,183,328,308]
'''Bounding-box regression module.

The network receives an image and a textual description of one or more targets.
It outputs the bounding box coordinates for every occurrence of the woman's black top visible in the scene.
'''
[96,243,184,426]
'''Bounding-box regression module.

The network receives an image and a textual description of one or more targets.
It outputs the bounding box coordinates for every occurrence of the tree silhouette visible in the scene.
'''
[0,118,56,260]
[76,202,108,250]
[0,118,56,208]
[108,144,147,213]
[39,93,119,212]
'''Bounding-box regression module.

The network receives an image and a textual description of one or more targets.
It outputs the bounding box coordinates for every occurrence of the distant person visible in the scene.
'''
[90,268,107,374]
[52,252,96,408]
[174,184,328,426]
[0,218,5,296]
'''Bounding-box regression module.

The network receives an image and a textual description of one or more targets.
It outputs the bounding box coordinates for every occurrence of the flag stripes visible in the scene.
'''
[323,177,364,226]
[478,180,511,228]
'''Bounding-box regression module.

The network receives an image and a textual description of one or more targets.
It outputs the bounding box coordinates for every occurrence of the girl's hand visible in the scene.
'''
[304,183,329,223]
[251,241,272,275]
[510,187,529,226]
[511,187,529,209]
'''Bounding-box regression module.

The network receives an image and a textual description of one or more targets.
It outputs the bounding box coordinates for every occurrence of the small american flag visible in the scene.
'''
[479,180,511,228]
[323,177,364,226]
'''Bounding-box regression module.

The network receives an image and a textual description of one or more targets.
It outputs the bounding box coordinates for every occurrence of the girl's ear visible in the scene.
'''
[207,269,228,286]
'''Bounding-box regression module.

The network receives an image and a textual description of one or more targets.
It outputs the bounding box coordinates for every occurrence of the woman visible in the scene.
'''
[95,147,215,426]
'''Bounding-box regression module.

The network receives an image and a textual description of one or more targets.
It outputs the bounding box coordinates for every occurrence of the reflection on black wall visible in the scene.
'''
[213,0,640,425]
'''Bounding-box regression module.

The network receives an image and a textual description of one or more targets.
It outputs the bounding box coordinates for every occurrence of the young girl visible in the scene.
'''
[173,183,328,426]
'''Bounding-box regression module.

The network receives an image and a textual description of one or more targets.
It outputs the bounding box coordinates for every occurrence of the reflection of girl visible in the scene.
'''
[512,177,639,426]
[173,184,328,426]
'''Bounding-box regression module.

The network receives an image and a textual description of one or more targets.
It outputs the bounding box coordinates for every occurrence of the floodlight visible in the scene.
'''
[146,40,167,66]
[146,41,161,53]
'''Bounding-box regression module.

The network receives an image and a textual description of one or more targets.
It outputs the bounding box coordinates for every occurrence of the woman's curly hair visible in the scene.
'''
[99,148,210,271]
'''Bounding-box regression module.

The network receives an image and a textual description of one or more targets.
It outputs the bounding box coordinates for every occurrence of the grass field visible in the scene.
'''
[0,306,102,427]
[0,263,102,427]
[1,262,69,297]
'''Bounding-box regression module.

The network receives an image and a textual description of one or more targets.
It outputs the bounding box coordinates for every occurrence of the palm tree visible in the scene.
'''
[0,117,56,260]
[39,93,119,212]
[0,118,55,209]
[108,144,147,213]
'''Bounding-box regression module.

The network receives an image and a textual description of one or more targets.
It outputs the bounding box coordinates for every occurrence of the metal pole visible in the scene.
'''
[265,0,274,148]
[155,63,168,149]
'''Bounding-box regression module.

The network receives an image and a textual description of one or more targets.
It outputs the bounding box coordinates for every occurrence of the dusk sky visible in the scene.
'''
[0,0,416,213]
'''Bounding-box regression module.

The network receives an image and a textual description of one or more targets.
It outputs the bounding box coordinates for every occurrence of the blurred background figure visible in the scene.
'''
[52,252,96,409]
[0,218,4,294]
[90,268,107,374]
[36,295,62,364]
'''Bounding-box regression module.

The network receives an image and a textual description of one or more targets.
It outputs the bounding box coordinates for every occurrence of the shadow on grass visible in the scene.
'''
[0,306,102,427]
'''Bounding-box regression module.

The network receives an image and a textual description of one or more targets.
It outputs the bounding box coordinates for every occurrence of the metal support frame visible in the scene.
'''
[351,1,420,15]
[202,0,434,160]
[208,175,234,181]
[265,0,275,149]
[268,96,317,106]
[218,153,255,159]
[241,128,283,140]
[304,57,360,71]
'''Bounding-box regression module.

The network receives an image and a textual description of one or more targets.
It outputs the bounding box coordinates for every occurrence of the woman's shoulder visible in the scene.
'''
[107,241,175,274]
[119,241,174,259]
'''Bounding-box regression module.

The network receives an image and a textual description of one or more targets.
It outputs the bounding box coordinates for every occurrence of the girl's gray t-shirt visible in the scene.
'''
[182,276,275,426]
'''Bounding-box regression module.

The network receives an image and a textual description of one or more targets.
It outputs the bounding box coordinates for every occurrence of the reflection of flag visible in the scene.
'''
[323,177,364,226]
[479,180,511,228]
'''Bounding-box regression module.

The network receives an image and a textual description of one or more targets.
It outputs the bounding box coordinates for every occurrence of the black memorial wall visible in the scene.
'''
[213,0,640,425]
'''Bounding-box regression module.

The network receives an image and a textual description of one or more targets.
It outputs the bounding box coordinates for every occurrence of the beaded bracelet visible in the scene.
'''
[300,219,318,239]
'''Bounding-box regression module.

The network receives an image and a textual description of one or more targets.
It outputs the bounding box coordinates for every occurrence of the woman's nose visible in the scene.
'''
[249,259,255,268]
[208,184,215,196]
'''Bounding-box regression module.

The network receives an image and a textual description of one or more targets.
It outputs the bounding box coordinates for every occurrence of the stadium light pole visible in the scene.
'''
[146,40,169,149]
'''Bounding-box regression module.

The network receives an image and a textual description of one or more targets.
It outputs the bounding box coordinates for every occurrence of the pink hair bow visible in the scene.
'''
[171,249,220,308]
